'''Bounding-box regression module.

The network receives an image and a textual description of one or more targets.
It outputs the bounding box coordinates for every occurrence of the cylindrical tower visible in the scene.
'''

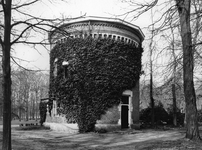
[48,16,144,130]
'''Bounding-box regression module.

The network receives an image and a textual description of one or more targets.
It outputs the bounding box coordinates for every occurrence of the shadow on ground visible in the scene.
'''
[0,126,202,150]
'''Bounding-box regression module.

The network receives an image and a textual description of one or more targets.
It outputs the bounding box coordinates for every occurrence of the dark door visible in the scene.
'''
[121,95,129,104]
[121,105,129,129]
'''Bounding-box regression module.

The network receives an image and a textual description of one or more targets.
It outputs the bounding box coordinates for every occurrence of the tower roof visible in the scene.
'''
[49,16,145,47]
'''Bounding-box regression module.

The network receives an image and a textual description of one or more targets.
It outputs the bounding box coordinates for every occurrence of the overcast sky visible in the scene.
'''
[13,0,153,71]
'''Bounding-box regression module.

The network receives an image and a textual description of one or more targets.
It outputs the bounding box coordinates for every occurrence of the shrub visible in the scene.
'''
[167,105,185,126]
[140,103,170,128]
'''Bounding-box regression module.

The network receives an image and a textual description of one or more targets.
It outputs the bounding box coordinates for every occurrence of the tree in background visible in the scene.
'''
[11,68,49,121]
[149,8,155,128]
[140,70,185,124]
[160,21,183,126]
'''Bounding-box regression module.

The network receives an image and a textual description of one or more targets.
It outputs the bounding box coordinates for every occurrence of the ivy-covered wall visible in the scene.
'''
[49,37,143,132]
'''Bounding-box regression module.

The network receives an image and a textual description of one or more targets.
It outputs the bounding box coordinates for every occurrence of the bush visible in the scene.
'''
[168,111,185,126]
[167,105,185,126]
[140,103,170,128]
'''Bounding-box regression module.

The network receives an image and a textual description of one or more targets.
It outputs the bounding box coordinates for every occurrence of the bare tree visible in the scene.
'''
[175,0,201,140]
[0,0,72,149]
[168,21,177,126]
[1,1,12,149]
[162,21,181,126]
[30,71,49,119]
[149,8,155,128]
[12,68,49,121]
[121,0,201,140]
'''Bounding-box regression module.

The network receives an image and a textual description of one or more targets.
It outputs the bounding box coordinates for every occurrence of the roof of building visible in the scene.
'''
[49,16,145,42]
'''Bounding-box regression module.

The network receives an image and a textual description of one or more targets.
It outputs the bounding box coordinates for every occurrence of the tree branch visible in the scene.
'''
[12,0,39,10]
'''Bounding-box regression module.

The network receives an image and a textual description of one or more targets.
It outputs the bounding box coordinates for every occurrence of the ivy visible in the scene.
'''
[49,37,143,132]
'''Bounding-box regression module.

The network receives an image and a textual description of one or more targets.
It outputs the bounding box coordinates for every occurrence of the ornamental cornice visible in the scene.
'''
[49,16,144,49]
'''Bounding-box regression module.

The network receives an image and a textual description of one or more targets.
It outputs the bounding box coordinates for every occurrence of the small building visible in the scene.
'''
[48,16,144,129]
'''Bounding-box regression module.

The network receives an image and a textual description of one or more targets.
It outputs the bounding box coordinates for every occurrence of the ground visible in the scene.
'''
[0,121,202,150]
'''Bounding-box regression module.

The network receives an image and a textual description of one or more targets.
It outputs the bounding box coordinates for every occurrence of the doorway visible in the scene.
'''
[121,95,129,129]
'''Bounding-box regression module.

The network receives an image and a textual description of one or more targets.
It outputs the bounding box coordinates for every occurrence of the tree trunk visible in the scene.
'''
[169,21,177,127]
[25,89,29,121]
[2,0,12,149]
[19,108,21,121]
[32,100,35,120]
[26,100,29,121]
[34,91,38,120]
[150,71,154,127]
[175,0,201,140]
[35,101,38,120]
[172,84,177,126]
[149,8,155,128]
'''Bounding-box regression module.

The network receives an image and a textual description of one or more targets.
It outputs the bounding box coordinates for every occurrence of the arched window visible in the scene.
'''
[53,58,58,77]
[62,61,70,79]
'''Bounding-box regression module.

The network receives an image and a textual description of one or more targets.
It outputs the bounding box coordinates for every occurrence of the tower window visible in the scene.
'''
[104,34,107,38]
[125,38,128,43]
[99,34,102,38]
[62,61,70,79]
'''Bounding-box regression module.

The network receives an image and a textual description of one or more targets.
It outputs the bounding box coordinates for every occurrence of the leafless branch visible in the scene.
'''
[12,0,39,10]
[119,0,158,20]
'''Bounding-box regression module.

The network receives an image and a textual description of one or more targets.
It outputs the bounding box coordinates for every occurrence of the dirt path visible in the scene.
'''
[1,127,202,150]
